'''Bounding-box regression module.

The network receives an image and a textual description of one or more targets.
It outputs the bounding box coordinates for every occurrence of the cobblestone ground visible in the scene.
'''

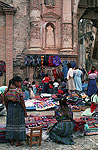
[0,110,98,150]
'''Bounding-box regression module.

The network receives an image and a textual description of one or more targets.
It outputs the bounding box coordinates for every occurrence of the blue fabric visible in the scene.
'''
[62,61,68,78]
[70,61,77,68]
[53,87,58,94]
[33,88,37,95]
[87,79,97,97]
[74,70,82,91]
[24,90,30,100]
[6,101,26,141]
[44,83,49,93]
[62,61,77,78]
[82,83,88,91]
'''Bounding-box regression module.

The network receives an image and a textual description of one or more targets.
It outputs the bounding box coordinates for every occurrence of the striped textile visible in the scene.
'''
[6,101,26,141]
[4,87,23,104]
[49,121,74,145]
[0,127,9,143]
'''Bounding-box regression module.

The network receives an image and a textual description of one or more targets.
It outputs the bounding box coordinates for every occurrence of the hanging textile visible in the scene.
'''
[52,69,57,79]
[48,56,54,67]
[0,61,6,72]
[53,56,61,67]
[43,55,49,66]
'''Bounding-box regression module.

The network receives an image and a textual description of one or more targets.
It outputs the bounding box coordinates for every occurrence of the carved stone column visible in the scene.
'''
[61,0,73,51]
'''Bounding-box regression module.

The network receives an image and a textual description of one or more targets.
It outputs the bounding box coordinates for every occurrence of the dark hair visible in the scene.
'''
[7,76,22,91]
[54,79,57,82]
[45,74,48,77]
[75,66,78,69]
[32,81,35,85]
[67,63,72,69]
[59,96,68,107]
[24,78,29,81]
[91,66,96,72]
[91,68,95,73]
[97,89,98,94]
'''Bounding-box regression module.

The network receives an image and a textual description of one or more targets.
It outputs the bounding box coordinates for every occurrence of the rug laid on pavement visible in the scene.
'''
[25,96,59,110]
[80,116,98,135]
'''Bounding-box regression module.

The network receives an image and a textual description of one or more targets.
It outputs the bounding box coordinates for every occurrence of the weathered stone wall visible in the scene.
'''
[12,0,30,58]
[0,0,80,83]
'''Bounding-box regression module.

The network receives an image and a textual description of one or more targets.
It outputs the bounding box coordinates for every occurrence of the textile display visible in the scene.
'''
[25,97,59,110]
[66,91,89,112]
[0,124,9,143]
[80,116,98,135]
[24,55,61,67]
[25,115,57,129]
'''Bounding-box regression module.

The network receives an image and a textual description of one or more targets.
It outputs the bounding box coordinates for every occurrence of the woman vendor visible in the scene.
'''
[4,76,27,146]
[82,89,98,116]
[87,68,97,97]
[48,96,75,144]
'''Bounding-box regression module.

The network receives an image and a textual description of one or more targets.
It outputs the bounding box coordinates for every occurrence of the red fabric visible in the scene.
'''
[36,84,39,88]
[58,89,63,94]
[35,96,40,98]
[43,77,50,83]
[88,70,98,75]
[48,56,53,67]
[52,69,57,78]
[73,120,86,131]
[38,88,42,91]
[49,84,53,89]
[42,80,44,83]
[91,102,97,113]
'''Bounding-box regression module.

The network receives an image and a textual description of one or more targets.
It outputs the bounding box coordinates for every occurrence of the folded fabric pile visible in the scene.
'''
[25,115,57,129]
[66,91,89,112]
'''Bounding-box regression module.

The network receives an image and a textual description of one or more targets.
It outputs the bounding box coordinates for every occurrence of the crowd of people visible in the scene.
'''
[0,63,98,146]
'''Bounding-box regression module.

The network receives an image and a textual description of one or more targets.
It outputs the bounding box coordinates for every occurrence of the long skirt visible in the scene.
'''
[67,78,75,91]
[6,101,26,141]
[49,121,74,145]
[87,79,97,97]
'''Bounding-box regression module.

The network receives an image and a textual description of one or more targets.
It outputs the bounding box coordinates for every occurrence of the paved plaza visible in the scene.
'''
[0,110,98,150]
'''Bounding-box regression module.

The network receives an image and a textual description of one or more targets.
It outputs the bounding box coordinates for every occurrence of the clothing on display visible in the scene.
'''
[24,55,77,80]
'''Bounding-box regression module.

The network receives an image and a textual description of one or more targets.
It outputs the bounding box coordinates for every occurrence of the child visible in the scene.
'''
[49,81,53,94]
[32,81,37,96]
[53,79,59,94]
[43,74,50,93]
[61,78,67,94]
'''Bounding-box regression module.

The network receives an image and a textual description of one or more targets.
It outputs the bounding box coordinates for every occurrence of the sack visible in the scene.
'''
[42,130,49,141]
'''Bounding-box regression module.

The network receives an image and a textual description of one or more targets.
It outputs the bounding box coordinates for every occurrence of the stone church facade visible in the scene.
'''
[0,0,79,85]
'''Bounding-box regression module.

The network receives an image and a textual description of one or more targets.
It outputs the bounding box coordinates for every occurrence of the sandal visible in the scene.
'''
[16,142,24,146]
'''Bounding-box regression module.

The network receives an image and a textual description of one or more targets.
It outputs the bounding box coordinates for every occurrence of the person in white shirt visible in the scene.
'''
[53,79,59,94]
[66,63,75,91]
